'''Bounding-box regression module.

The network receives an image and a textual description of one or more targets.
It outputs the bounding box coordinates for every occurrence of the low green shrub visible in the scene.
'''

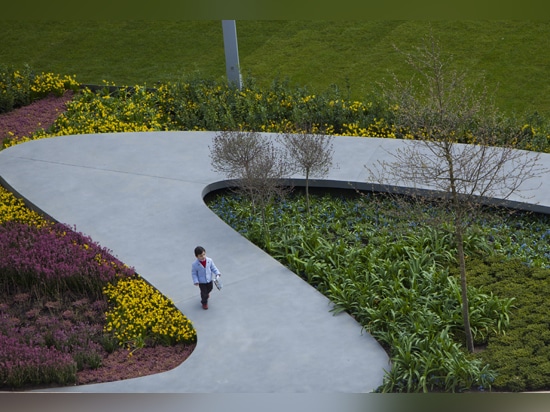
[462,255,550,391]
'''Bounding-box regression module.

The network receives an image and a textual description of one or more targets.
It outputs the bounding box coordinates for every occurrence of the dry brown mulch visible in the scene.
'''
[76,343,196,386]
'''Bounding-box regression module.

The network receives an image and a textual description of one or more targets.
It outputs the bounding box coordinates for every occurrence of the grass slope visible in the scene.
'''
[1,21,549,117]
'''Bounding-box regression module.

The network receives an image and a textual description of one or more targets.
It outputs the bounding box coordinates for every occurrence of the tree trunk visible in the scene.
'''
[455,223,475,353]
[447,145,475,353]
[260,202,270,250]
[305,169,310,216]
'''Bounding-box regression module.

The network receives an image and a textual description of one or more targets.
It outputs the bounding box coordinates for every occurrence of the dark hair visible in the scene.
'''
[194,246,205,257]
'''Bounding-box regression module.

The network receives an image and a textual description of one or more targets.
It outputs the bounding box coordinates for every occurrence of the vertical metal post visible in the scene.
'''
[222,20,243,90]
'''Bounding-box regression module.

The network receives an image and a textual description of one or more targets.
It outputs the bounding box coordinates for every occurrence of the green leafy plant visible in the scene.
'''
[208,190,550,392]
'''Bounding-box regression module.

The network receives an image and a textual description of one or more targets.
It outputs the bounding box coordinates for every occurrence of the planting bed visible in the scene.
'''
[0,95,195,390]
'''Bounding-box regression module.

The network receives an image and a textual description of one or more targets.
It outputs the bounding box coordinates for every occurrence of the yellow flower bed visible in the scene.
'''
[30,72,79,97]
[0,185,49,227]
[1,184,196,351]
[5,71,549,153]
[103,276,197,351]
[338,118,398,138]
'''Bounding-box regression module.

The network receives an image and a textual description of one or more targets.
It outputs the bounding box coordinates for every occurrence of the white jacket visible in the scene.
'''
[191,256,221,284]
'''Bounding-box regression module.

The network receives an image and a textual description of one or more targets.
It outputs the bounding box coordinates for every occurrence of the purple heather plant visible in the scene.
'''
[0,221,135,298]
[0,292,111,389]
[0,91,74,144]
[0,333,77,387]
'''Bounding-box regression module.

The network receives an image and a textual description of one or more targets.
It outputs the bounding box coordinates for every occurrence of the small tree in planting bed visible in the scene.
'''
[209,130,291,248]
[367,33,547,353]
[280,131,335,216]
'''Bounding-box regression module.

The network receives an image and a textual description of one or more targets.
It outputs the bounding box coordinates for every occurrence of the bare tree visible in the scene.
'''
[280,131,335,215]
[367,33,546,353]
[209,130,265,180]
[210,130,291,248]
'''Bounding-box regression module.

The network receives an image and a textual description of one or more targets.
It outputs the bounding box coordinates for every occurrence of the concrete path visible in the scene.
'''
[0,132,548,393]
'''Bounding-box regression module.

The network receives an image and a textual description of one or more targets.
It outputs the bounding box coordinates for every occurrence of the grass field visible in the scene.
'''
[1,20,550,118]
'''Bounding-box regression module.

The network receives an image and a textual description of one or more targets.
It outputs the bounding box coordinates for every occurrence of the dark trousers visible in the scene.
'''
[199,281,213,304]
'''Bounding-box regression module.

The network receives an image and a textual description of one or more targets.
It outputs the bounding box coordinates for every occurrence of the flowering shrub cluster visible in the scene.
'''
[2,68,549,153]
[0,333,77,388]
[0,64,78,115]
[103,276,196,352]
[0,186,49,227]
[29,71,79,99]
[0,65,33,113]
[0,221,135,299]
[0,202,195,389]
[0,188,197,389]
[155,78,392,136]
[52,84,172,135]
[1,287,113,389]
[0,91,74,144]
[0,187,137,389]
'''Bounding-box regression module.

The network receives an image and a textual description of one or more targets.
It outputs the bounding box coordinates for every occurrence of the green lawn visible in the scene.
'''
[1,20,550,117]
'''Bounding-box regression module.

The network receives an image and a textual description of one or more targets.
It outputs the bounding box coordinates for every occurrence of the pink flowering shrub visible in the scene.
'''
[0,220,137,389]
[0,221,135,299]
[0,285,114,389]
[0,333,77,388]
[0,91,74,144]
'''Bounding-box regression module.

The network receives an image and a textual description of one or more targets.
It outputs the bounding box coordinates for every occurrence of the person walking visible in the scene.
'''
[191,246,221,310]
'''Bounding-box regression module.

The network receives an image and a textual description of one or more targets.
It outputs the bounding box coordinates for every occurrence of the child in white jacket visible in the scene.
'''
[191,246,222,310]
